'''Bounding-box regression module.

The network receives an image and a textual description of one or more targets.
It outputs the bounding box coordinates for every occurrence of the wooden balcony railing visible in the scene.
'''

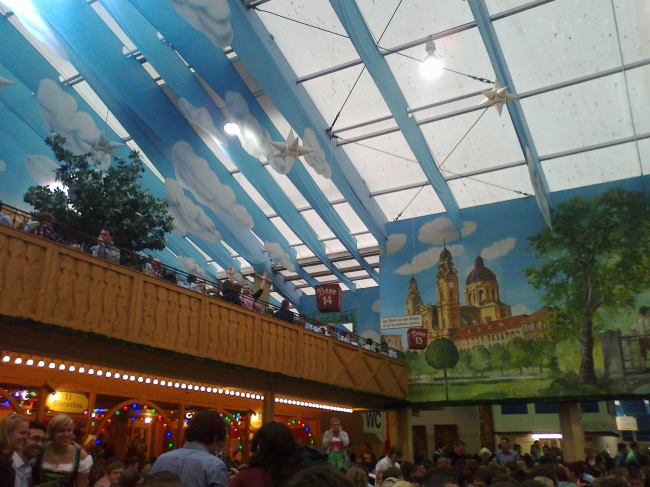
[0,225,408,401]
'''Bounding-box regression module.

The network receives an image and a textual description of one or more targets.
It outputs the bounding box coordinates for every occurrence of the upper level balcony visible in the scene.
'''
[0,223,408,408]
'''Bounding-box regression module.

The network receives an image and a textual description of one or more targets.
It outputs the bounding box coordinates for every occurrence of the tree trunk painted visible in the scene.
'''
[579,314,598,385]
[444,368,449,401]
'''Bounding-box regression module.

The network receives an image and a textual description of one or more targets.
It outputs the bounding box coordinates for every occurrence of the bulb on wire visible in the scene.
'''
[420,39,443,80]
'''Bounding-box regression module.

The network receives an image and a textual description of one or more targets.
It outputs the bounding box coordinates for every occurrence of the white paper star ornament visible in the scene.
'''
[478,81,518,116]
[81,127,125,155]
[0,76,15,88]
[270,130,315,165]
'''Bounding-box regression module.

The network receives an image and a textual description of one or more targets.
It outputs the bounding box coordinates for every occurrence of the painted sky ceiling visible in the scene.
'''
[0,0,647,305]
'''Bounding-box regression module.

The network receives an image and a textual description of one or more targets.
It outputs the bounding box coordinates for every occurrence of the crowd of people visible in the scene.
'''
[3,409,650,487]
[0,205,402,359]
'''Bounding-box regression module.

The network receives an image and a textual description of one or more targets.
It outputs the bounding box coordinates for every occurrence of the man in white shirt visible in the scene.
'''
[13,420,46,487]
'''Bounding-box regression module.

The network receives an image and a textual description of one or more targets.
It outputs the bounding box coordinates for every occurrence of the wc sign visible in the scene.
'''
[363,411,385,440]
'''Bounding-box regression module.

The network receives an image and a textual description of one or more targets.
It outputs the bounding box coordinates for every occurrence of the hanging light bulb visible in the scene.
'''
[420,39,444,80]
[223,123,241,136]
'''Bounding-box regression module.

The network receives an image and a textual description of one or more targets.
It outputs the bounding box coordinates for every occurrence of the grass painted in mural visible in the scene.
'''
[404,188,650,403]
[23,135,174,252]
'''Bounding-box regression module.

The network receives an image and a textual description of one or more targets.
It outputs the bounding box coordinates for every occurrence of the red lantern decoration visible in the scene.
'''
[407,328,427,350]
[315,284,342,312]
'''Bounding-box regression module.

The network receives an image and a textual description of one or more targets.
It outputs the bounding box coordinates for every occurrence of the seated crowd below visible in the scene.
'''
[0,203,402,359]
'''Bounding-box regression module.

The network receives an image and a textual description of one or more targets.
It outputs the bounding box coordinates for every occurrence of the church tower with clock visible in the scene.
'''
[435,245,461,337]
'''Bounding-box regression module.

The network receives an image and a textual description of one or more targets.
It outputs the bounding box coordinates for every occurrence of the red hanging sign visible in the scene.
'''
[315,283,342,312]
[407,328,428,350]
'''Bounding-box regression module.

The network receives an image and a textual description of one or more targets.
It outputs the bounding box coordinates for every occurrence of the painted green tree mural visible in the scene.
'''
[490,343,511,375]
[425,338,459,401]
[524,189,650,385]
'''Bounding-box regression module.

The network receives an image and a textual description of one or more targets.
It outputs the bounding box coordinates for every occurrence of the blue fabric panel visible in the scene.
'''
[329,0,462,235]
[501,403,528,415]
[621,400,647,416]
[128,0,377,282]
[534,402,558,414]
[226,0,388,250]
[27,0,303,301]
[103,0,352,290]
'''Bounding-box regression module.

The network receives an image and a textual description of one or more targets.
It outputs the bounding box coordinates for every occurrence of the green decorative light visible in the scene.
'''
[115,411,120,415]
[151,409,156,413]
[291,420,296,425]
[238,445,243,450]
[29,391,35,397]
[168,443,173,448]
[310,440,314,444]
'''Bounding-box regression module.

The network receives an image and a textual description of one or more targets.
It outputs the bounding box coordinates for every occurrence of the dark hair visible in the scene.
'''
[401,461,415,480]
[491,474,515,484]
[383,466,402,479]
[519,481,547,487]
[106,461,126,474]
[28,420,46,433]
[453,440,466,448]
[184,410,227,445]
[248,422,297,487]
[552,466,568,482]
[473,469,493,485]
[289,464,354,487]
[599,480,628,487]
[438,441,447,449]
[298,314,307,320]
[424,472,459,487]
[187,274,197,284]
[387,446,403,458]
[119,468,141,487]
[500,437,510,445]
[617,443,627,451]
[282,300,290,309]
[140,472,183,487]
[38,212,56,224]
[124,459,137,469]
[630,441,638,449]
[101,227,115,238]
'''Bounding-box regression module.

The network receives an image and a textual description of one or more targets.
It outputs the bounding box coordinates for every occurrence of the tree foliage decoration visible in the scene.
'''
[524,188,650,385]
[424,338,459,401]
[24,135,174,252]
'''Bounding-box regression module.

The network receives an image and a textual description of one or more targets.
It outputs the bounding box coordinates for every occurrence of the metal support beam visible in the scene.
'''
[329,0,462,234]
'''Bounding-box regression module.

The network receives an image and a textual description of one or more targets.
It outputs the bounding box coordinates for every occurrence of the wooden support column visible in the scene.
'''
[559,403,585,462]
[35,387,48,422]
[262,392,275,424]
[395,408,413,461]
[242,412,251,463]
[176,403,185,449]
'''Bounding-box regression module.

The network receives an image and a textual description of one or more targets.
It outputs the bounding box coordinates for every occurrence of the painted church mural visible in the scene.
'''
[380,180,650,405]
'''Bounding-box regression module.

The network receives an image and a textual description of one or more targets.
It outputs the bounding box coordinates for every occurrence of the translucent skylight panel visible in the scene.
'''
[90,2,137,52]
[334,259,360,269]
[386,28,496,110]
[374,185,445,221]
[365,255,380,265]
[293,245,315,259]
[332,202,369,234]
[256,95,293,139]
[342,132,427,193]
[269,217,301,246]
[421,106,522,175]
[495,0,621,93]
[270,291,285,303]
[356,233,379,250]
[232,172,275,216]
[521,73,633,156]
[484,0,538,15]
[298,161,344,203]
[626,65,650,134]
[316,275,339,283]
[324,239,347,254]
[611,0,650,64]
[355,278,379,288]
[302,65,392,131]
[346,270,369,279]
[302,264,329,274]
[542,143,642,192]
[256,0,359,77]
[301,209,335,240]
[448,165,533,208]
[357,0,473,50]
[264,166,310,208]
[302,287,316,295]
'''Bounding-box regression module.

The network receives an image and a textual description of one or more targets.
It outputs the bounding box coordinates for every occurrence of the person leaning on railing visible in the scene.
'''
[0,200,13,227]
[25,212,63,243]
[91,227,120,264]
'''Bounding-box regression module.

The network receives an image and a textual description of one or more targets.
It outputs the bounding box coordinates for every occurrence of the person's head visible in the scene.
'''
[119,468,141,487]
[347,466,368,487]
[423,472,459,487]
[629,441,638,452]
[47,414,74,447]
[542,445,550,455]
[553,466,568,483]
[281,300,290,309]
[627,470,643,487]
[288,464,354,487]
[330,418,341,433]
[529,468,556,487]
[401,462,415,480]
[184,410,227,453]
[106,461,126,486]
[453,440,467,456]
[480,447,492,461]
[186,274,197,284]
[249,421,297,485]
[388,446,404,462]
[473,469,493,487]
[382,342,389,350]
[99,227,115,244]
[364,443,373,453]
[514,444,522,455]
[21,420,46,459]
[242,283,251,294]
[0,413,29,454]
[565,463,582,484]
[438,441,448,451]
[384,466,403,480]
[499,438,510,452]
[366,338,373,346]
[616,442,627,452]
[151,258,162,272]
[298,314,307,326]
[139,471,183,487]
[38,212,56,225]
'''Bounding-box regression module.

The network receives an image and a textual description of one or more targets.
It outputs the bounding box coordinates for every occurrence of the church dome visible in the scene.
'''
[466,255,497,285]
[440,246,452,260]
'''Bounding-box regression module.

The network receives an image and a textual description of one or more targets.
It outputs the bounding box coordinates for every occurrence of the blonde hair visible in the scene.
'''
[346,466,368,487]
[0,413,28,453]
[47,413,74,440]
[393,482,414,487]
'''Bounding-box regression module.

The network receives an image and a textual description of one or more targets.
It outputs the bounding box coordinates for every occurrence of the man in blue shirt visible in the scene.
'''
[150,410,228,487]
[495,437,520,466]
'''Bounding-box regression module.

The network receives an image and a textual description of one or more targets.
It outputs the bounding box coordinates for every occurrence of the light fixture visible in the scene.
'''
[223,122,240,136]
[531,433,563,440]
[420,39,444,80]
